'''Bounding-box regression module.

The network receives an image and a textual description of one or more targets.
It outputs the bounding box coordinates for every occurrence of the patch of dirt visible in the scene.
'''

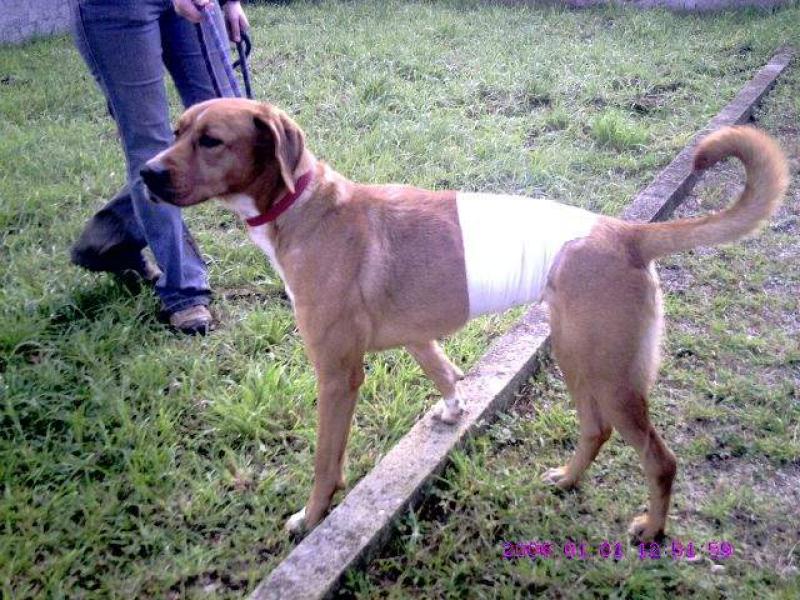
[252,50,303,73]
[218,286,287,304]
[466,84,552,118]
[628,81,683,115]
[1,74,30,86]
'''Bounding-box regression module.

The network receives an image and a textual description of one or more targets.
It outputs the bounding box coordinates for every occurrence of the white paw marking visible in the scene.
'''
[436,395,465,424]
[542,467,567,486]
[285,507,306,535]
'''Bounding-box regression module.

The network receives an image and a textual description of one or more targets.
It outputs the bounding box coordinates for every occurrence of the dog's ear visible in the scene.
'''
[253,110,305,194]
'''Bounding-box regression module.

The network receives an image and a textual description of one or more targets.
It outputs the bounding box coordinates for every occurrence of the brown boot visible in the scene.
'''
[168,305,214,336]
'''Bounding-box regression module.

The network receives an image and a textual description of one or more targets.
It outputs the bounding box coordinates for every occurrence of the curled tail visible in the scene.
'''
[633,126,789,263]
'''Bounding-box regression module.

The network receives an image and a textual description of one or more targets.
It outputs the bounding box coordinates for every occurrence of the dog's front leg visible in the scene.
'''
[286,355,364,536]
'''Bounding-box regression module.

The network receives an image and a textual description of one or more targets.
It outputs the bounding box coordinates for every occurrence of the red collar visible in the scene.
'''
[245,171,313,227]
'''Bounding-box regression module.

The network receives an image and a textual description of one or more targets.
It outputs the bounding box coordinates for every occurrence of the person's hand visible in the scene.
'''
[173,0,210,24]
[222,1,250,44]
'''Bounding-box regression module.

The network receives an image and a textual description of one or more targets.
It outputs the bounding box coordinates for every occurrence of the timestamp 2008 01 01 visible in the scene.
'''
[502,539,735,561]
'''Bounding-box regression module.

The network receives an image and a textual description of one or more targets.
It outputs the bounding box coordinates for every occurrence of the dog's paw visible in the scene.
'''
[628,513,665,543]
[541,466,576,490]
[435,396,465,424]
[285,507,307,537]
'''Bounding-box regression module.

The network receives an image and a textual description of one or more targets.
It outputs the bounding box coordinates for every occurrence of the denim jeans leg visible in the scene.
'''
[71,0,211,313]
[70,3,145,262]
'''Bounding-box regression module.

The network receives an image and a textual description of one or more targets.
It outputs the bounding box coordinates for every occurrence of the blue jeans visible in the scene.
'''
[71,0,233,313]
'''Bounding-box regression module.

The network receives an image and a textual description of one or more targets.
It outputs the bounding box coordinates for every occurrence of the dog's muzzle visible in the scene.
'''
[140,163,175,203]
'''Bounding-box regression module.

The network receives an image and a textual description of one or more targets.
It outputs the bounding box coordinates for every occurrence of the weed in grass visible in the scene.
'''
[543,104,571,132]
[590,110,649,150]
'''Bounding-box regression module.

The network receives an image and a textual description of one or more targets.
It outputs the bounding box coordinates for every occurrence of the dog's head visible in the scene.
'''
[140,98,305,208]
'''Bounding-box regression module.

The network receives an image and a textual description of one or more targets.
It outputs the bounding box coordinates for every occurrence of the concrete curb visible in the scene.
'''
[250,49,793,600]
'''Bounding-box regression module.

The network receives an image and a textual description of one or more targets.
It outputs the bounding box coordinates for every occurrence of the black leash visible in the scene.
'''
[233,34,253,100]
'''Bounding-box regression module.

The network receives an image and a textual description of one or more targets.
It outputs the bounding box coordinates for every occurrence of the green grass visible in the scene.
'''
[590,110,650,150]
[1,1,799,597]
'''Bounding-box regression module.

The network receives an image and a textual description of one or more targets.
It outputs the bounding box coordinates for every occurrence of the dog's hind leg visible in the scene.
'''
[609,405,676,542]
[542,243,617,488]
[542,384,612,489]
[406,341,465,424]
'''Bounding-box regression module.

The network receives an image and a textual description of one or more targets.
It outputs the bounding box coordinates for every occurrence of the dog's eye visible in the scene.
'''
[199,134,223,148]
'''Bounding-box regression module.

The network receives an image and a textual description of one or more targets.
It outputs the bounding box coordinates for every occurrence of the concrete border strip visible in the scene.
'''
[250,49,793,600]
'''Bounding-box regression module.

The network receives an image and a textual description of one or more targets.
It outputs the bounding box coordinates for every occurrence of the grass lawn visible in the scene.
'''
[1,1,798,597]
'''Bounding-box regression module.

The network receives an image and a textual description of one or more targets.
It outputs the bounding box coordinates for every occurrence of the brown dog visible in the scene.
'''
[141,98,788,541]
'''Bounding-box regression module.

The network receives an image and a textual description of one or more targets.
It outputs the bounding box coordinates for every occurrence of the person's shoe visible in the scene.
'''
[169,305,214,336]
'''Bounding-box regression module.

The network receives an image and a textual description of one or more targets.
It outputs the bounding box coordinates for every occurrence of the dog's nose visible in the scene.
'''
[140,163,172,200]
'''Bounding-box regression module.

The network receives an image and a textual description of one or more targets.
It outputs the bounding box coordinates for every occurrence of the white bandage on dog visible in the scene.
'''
[456,193,599,317]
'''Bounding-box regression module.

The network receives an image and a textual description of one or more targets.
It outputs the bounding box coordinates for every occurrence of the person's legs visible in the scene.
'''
[69,5,152,282]
[70,0,211,323]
